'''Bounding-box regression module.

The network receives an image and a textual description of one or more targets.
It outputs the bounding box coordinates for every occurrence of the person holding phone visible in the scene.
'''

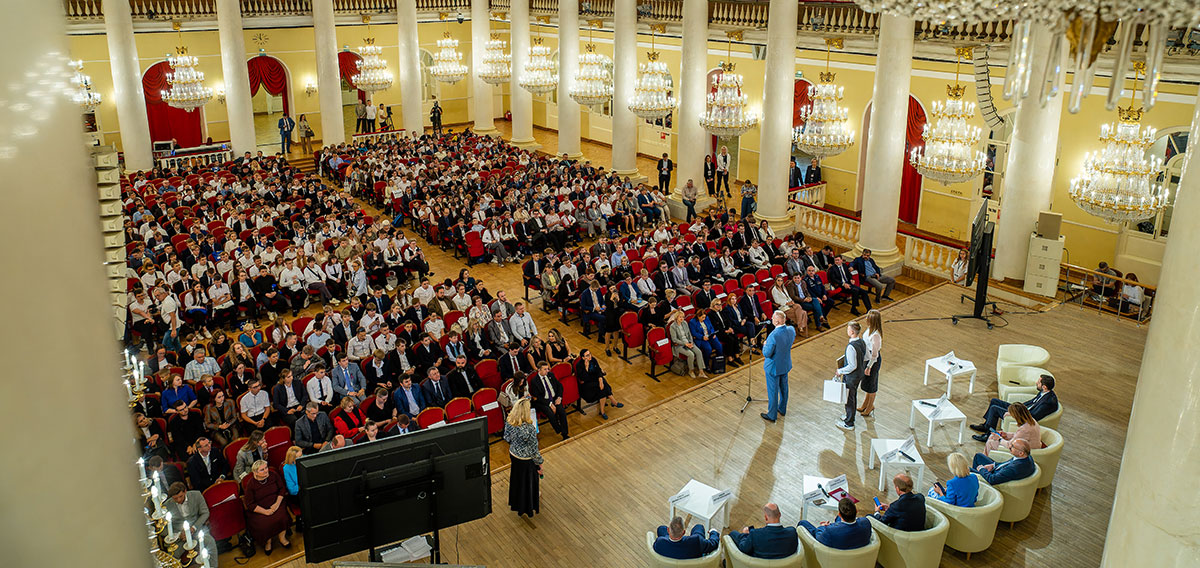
[872,473,926,531]
[928,453,979,507]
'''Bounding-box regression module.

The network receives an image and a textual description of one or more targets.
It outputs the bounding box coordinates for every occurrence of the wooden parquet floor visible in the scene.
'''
[242,284,1146,568]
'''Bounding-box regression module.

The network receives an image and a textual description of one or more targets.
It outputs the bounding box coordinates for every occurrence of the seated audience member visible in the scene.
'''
[361,419,392,442]
[282,445,303,504]
[653,516,720,560]
[234,430,269,481]
[145,455,184,493]
[332,396,368,438]
[985,401,1041,453]
[306,366,335,410]
[161,374,198,417]
[365,387,398,423]
[529,361,570,440]
[728,503,798,559]
[238,379,273,430]
[826,255,872,315]
[873,473,926,531]
[446,355,482,398]
[1089,261,1120,299]
[186,437,229,491]
[184,348,221,384]
[164,482,219,564]
[574,349,623,420]
[294,402,335,454]
[970,375,1057,439]
[241,460,292,554]
[971,439,1036,485]
[363,349,394,392]
[1115,273,1144,315]
[929,453,979,507]
[271,369,309,430]
[851,248,896,303]
[394,376,427,418]
[798,497,872,550]
[166,400,205,457]
[319,433,352,453]
[421,367,453,408]
[332,352,368,405]
[393,414,418,435]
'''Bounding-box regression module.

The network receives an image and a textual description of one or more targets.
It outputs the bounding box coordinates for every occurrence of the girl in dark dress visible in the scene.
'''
[574,349,623,420]
[544,329,573,365]
[503,398,542,518]
[602,289,623,357]
[241,460,292,555]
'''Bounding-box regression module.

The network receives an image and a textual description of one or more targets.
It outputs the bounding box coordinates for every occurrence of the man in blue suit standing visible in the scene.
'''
[729,503,799,559]
[799,498,873,550]
[653,517,720,560]
[761,311,795,423]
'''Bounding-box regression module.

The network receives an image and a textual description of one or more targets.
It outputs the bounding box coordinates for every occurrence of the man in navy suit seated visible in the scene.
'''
[653,516,719,560]
[728,503,798,559]
[972,439,1037,485]
[798,498,873,550]
[970,375,1058,441]
[873,474,927,531]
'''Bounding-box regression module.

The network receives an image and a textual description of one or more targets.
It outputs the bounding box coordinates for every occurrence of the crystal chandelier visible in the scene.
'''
[910,47,985,184]
[793,38,853,158]
[629,24,676,120]
[699,31,758,137]
[1069,62,1169,224]
[353,17,393,93]
[431,13,468,84]
[70,59,102,112]
[162,47,212,112]
[570,21,613,107]
[520,17,558,95]
[479,32,511,85]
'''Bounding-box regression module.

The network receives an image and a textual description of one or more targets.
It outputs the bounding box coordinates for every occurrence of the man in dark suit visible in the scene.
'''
[420,368,452,408]
[798,498,872,550]
[393,376,426,418]
[804,158,822,185]
[446,355,481,399]
[788,156,804,188]
[851,249,895,303]
[498,342,533,380]
[293,402,335,454]
[873,473,927,531]
[972,439,1037,485]
[529,362,569,440]
[271,369,310,430]
[332,316,357,348]
[656,153,674,194]
[827,255,871,316]
[653,516,720,560]
[579,281,607,340]
[728,503,798,559]
[185,437,230,491]
[803,266,833,330]
[970,375,1058,439]
[694,281,717,310]
[412,335,444,374]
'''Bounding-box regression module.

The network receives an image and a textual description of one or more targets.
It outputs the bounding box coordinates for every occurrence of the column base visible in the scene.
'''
[666,195,717,222]
[565,151,585,160]
[510,138,542,151]
[614,169,647,184]
[850,242,905,276]
[473,126,499,137]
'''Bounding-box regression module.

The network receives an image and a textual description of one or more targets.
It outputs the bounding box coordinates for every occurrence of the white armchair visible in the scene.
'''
[646,531,723,568]
[797,525,880,568]
[721,534,803,568]
[990,427,1063,489]
[925,476,1003,560]
[868,507,949,568]
[997,366,1052,401]
[1002,396,1063,431]
[995,344,1050,378]
[986,464,1041,526]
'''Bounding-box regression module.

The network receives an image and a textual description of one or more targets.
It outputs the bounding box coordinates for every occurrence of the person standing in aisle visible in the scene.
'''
[857,309,883,417]
[760,311,794,423]
[740,179,758,220]
[354,99,367,133]
[715,146,732,197]
[703,155,717,197]
[657,153,674,194]
[430,97,444,136]
[277,113,295,154]
[364,99,378,133]
[834,321,867,430]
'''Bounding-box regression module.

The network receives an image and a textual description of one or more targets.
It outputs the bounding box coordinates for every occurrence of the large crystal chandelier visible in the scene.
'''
[1069,62,1170,223]
[570,21,613,107]
[353,17,393,93]
[431,13,468,84]
[699,32,758,137]
[479,32,511,85]
[162,47,212,112]
[629,24,676,120]
[70,59,102,112]
[519,18,558,95]
[910,48,985,184]
[793,38,853,158]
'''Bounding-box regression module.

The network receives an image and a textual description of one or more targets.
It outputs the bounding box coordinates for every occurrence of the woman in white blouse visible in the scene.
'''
[1118,273,1144,316]
[858,309,883,417]
[951,249,968,284]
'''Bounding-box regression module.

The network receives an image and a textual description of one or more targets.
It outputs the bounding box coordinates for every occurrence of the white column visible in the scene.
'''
[1102,93,1200,566]
[471,0,497,135]
[993,25,1065,280]
[397,0,424,137]
[312,0,345,145]
[101,0,153,170]
[1,2,146,564]
[509,0,536,146]
[611,0,639,177]
[557,0,582,159]
[216,0,256,155]
[675,0,708,195]
[854,15,915,268]
[755,0,798,233]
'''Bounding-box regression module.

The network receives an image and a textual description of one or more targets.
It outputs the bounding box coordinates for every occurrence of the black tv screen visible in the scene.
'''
[296,417,492,564]
[966,198,994,288]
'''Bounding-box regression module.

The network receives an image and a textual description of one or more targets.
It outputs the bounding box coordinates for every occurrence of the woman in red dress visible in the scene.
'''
[241,460,292,555]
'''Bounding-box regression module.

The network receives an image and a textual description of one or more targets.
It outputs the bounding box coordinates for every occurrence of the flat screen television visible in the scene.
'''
[296,417,492,564]
[965,198,994,288]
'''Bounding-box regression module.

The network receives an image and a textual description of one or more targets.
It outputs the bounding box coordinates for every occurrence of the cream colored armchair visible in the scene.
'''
[996,344,1050,378]
[986,464,1041,526]
[722,534,803,568]
[1002,395,1063,431]
[990,427,1063,489]
[646,531,723,568]
[868,507,949,568]
[926,476,1003,560]
[997,366,1052,400]
[797,525,880,568]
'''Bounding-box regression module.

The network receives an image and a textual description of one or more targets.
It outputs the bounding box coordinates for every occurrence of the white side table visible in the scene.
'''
[800,475,845,521]
[923,353,977,396]
[668,479,732,531]
[910,398,967,446]
[869,439,927,492]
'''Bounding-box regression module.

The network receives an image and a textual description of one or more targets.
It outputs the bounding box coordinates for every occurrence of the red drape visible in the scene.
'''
[142,61,203,148]
[899,98,928,224]
[247,55,289,116]
[337,51,367,103]
[793,79,813,128]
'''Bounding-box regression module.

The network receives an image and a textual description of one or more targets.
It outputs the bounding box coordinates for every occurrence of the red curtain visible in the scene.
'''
[142,61,204,148]
[793,79,813,128]
[899,98,928,224]
[247,55,289,116]
[338,51,367,103]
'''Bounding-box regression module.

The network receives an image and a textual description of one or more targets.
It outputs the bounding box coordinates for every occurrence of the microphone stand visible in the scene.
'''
[740,327,772,413]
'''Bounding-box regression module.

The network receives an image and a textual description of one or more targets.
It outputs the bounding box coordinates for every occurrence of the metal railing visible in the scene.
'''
[352,128,412,144]
[1058,262,1154,325]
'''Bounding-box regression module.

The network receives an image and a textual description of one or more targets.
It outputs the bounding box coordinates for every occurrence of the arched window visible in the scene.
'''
[1133,128,1189,239]
[419,50,438,101]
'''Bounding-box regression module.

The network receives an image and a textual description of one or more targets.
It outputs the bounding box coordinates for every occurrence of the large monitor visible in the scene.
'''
[296,417,492,564]
[965,197,994,289]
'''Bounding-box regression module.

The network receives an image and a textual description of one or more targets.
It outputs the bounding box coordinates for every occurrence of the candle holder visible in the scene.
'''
[180,542,198,567]
[163,532,180,555]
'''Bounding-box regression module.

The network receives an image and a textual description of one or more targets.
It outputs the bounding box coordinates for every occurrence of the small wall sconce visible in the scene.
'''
[215,85,226,104]
[306,82,318,96]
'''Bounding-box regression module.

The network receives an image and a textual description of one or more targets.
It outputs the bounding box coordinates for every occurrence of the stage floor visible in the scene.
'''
[272,284,1147,567]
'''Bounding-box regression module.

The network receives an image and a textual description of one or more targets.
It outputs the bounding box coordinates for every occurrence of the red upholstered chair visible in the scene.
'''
[756,268,772,287]
[416,407,445,429]
[290,317,313,338]
[464,231,487,265]
[558,373,581,412]
[223,437,248,468]
[203,480,246,541]
[645,326,673,382]
[475,359,501,390]
[620,312,645,362]
[472,388,504,435]
[741,273,757,290]
[264,426,292,468]
[445,397,475,423]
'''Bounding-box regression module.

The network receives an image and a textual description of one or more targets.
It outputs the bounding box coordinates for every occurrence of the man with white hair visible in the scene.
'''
[760,311,796,423]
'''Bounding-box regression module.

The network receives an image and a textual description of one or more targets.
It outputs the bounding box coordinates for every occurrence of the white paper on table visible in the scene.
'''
[669,490,691,506]
[828,474,848,491]
[711,490,733,505]
[882,448,900,462]
[803,488,824,504]
[900,436,917,457]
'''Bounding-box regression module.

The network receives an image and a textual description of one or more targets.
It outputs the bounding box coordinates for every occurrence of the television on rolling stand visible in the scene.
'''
[954,198,998,329]
[297,417,492,564]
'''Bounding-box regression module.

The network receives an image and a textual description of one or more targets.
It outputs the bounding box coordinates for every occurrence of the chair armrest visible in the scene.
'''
[1003,388,1037,402]
[988,449,1014,463]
